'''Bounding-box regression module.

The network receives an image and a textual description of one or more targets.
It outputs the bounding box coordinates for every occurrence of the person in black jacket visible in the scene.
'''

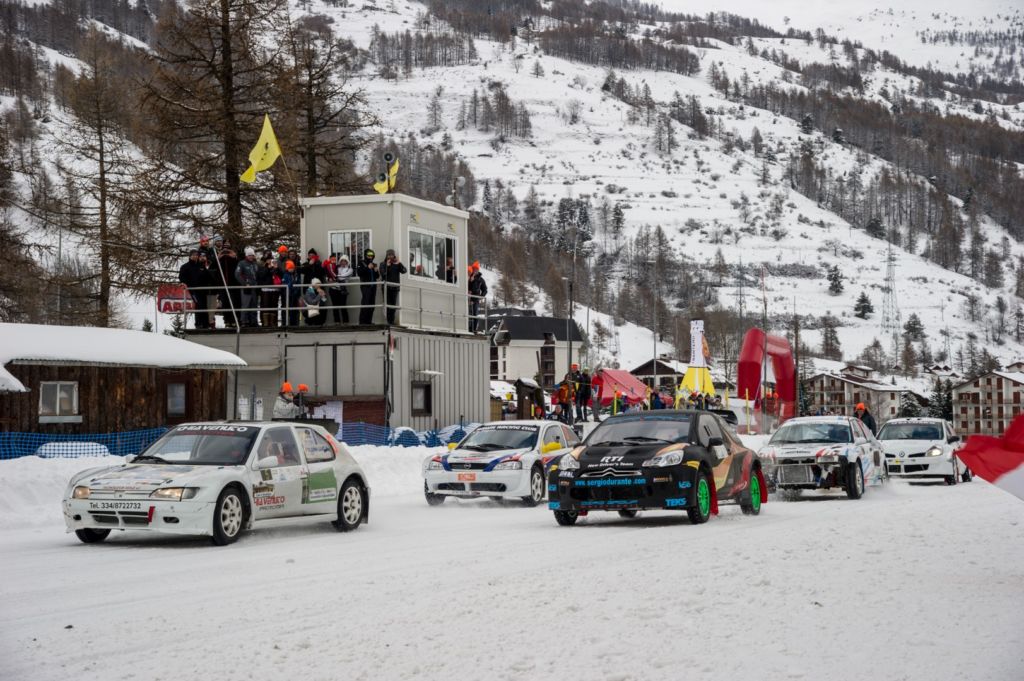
[301,248,327,287]
[178,250,211,329]
[468,263,487,332]
[576,367,592,422]
[356,248,379,324]
[381,249,407,325]
[855,402,878,436]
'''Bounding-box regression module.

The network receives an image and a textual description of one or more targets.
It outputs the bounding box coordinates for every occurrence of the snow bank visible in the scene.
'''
[0,456,118,530]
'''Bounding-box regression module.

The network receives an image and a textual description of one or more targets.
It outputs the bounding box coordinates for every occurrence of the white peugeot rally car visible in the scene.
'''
[423,420,579,506]
[877,417,971,485]
[758,415,886,499]
[63,422,369,545]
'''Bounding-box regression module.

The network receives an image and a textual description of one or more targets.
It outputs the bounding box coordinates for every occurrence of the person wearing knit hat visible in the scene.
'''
[382,248,407,325]
[334,254,353,324]
[235,247,260,326]
[356,248,379,324]
[855,402,877,436]
[468,263,487,333]
[280,258,299,327]
[302,276,328,326]
[273,382,302,419]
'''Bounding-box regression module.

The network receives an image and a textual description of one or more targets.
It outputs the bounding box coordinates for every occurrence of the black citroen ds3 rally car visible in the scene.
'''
[547,410,765,526]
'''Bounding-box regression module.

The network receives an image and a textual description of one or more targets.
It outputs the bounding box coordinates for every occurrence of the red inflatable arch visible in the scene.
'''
[737,328,796,421]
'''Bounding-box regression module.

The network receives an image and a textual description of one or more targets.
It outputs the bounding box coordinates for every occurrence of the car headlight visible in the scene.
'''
[425,459,444,471]
[559,453,580,470]
[493,460,522,470]
[642,451,684,467]
[926,446,943,457]
[72,486,90,499]
[149,487,198,501]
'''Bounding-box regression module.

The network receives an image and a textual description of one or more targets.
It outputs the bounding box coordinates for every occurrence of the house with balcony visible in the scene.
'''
[952,370,1024,436]
[804,365,927,420]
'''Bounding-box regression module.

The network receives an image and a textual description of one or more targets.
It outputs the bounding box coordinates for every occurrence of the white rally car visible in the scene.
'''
[757,415,886,499]
[423,420,579,506]
[877,417,971,485]
[63,422,369,545]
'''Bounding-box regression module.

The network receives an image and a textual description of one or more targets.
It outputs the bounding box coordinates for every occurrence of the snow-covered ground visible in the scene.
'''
[2,445,1023,681]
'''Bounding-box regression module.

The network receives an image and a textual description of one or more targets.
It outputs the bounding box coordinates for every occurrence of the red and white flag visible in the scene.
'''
[957,415,1024,502]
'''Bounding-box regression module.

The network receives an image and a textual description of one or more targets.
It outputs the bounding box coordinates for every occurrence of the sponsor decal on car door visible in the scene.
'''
[296,427,339,515]
[251,427,306,518]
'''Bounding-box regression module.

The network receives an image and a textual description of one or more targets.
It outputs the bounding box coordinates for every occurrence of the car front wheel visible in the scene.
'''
[554,510,578,526]
[212,487,246,545]
[424,481,445,506]
[687,470,713,524]
[845,461,864,500]
[335,479,364,532]
[74,528,110,544]
[522,467,545,507]
[741,468,762,516]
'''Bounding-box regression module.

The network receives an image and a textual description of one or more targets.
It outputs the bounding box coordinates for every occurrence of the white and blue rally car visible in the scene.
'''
[423,420,579,506]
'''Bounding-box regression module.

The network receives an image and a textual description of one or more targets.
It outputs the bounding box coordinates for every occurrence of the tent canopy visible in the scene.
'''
[592,368,649,406]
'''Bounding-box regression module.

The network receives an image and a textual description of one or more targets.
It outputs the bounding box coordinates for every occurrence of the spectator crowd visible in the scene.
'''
[176,236,487,331]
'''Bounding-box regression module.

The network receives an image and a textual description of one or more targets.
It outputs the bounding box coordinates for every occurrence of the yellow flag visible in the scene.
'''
[388,159,400,189]
[240,115,281,183]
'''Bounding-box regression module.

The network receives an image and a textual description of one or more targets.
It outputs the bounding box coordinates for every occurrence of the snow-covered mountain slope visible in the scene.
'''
[5,0,1024,371]
[298,0,1024,365]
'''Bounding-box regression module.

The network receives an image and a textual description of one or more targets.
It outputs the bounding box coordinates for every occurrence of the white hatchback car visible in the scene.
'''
[423,420,579,506]
[63,422,369,545]
[877,417,971,485]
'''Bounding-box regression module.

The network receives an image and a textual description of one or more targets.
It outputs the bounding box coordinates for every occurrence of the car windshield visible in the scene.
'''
[138,425,259,465]
[770,422,852,445]
[587,416,691,445]
[877,423,944,441]
[457,425,538,452]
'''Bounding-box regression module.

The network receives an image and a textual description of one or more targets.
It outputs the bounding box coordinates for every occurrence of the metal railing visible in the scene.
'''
[171,280,489,334]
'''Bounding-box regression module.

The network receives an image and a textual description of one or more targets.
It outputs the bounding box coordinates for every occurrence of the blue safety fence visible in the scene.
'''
[0,422,480,459]
[0,428,169,460]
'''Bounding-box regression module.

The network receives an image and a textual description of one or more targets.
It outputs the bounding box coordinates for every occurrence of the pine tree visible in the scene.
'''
[426,85,444,133]
[827,265,844,295]
[141,0,293,246]
[898,392,922,417]
[903,313,924,342]
[820,314,842,360]
[141,318,154,332]
[750,127,763,156]
[866,216,885,239]
[532,60,544,78]
[853,291,874,318]
[927,377,946,419]
[611,202,625,245]
[800,113,814,134]
[900,338,918,377]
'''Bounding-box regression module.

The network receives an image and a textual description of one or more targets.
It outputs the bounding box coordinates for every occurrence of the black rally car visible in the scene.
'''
[547,410,765,526]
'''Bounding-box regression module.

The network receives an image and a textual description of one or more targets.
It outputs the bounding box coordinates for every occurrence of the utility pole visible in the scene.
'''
[793,299,801,417]
[761,265,769,433]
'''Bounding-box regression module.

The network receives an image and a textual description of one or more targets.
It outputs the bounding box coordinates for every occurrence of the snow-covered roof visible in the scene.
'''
[993,371,1024,385]
[0,323,246,393]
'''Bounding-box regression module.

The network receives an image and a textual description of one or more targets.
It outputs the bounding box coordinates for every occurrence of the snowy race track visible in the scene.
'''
[1,455,1023,681]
